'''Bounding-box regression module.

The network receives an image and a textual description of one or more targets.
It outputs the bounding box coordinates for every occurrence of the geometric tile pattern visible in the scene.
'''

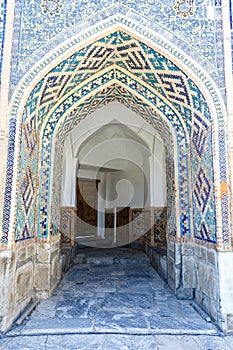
[191,121,216,242]
[38,68,189,240]
[12,30,214,242]
[221,194,231,246]
[153,208,167,245]
[9,0,224,94]
[1,119,17,244]
[15,115,38,241]
[194,168,211,215]
[2,30,226,246]
[231,0,233,71]
[231,0,233,30]
[22,31,207,130]
[20,167,35,215]
[192,113,209,158]
[23,115,37,156]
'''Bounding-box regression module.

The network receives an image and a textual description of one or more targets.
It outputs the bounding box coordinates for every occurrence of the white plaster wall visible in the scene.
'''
[61,136,77,207]
[104,160,145,209]
[61,102,167,210]
[79,138,149,169]
[70,102,156,156]
[97,173,106,237]
[218,252,233,317]
[151,139,167,207]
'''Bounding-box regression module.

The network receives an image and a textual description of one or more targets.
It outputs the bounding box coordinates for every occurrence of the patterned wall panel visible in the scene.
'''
[153,208,167,245]
[15,115,38,241]
[191,121,216,242]
[60,207,77,244]
[9,0,224,95]
[1,118,16,244]
[2,30,223,246]
[20,30,210,131]
[230,0,233,72]
[129,207,167,246]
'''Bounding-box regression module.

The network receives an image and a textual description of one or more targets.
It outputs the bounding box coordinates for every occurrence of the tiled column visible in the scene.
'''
[0,0,15,247]
[223,1,233,243]
[218,1,233,333]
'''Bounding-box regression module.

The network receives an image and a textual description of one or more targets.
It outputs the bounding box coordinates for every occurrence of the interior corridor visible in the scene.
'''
[7,247,218,342]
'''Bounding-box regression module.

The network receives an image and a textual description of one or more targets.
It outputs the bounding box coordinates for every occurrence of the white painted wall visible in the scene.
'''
[104,160,145,209]
[218,252,233,330]
[150,137,167,207]
[61,102,167,212]
[61,136,77,207]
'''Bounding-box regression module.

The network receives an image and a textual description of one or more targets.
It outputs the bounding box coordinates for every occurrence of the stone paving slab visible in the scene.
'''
[94,310,149,333]
[2,335,233,350]
[148,315,217,335]
[22,318,94,335]
[102,292,154,310]
[0,336,48,350]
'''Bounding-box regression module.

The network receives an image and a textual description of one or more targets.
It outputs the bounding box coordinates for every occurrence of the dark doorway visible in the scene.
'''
[77,178,99,236]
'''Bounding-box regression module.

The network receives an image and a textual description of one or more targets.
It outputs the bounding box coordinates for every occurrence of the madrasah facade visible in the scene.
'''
[0,0,233,334]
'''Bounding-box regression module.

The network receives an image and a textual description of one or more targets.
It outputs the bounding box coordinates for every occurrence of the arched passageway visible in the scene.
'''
[61,102,167,248]
[1,28,230,333]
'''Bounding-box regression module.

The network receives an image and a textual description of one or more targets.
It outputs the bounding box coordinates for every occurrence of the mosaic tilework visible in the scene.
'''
[9,0,224,94]
[0,0,7,82]
[15,115,38,241]
[230,0,233,29]
[51,136,64,237]
[38,68,189,239]
[2,30,225,246]
[11,31,213,242]
[60,207,78,244]
[153,208,167,245]
[21,30,210,130]
[130,208,151,243]
[191,122,216,242]
[174,0,195,18]
[40,0,63,16]
[1,118,16,243]
[230,0,233,72]
[129,206,167,247]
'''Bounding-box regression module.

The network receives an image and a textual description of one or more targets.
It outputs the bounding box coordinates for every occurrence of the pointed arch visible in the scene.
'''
[2,27,229,251]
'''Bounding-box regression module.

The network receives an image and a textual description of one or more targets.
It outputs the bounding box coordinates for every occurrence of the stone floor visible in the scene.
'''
[1,247,233,349]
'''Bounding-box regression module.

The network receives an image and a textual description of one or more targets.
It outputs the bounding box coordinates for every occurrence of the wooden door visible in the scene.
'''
[105,208,115,242]
[76,178,99,236]
[116,207,130,245]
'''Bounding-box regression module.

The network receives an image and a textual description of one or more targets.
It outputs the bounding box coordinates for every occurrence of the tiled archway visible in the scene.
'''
[0,25,230,333]
[6,30,221,247]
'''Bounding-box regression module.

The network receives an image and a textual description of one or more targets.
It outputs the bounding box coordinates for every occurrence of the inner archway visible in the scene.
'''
[60,102,167,248]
